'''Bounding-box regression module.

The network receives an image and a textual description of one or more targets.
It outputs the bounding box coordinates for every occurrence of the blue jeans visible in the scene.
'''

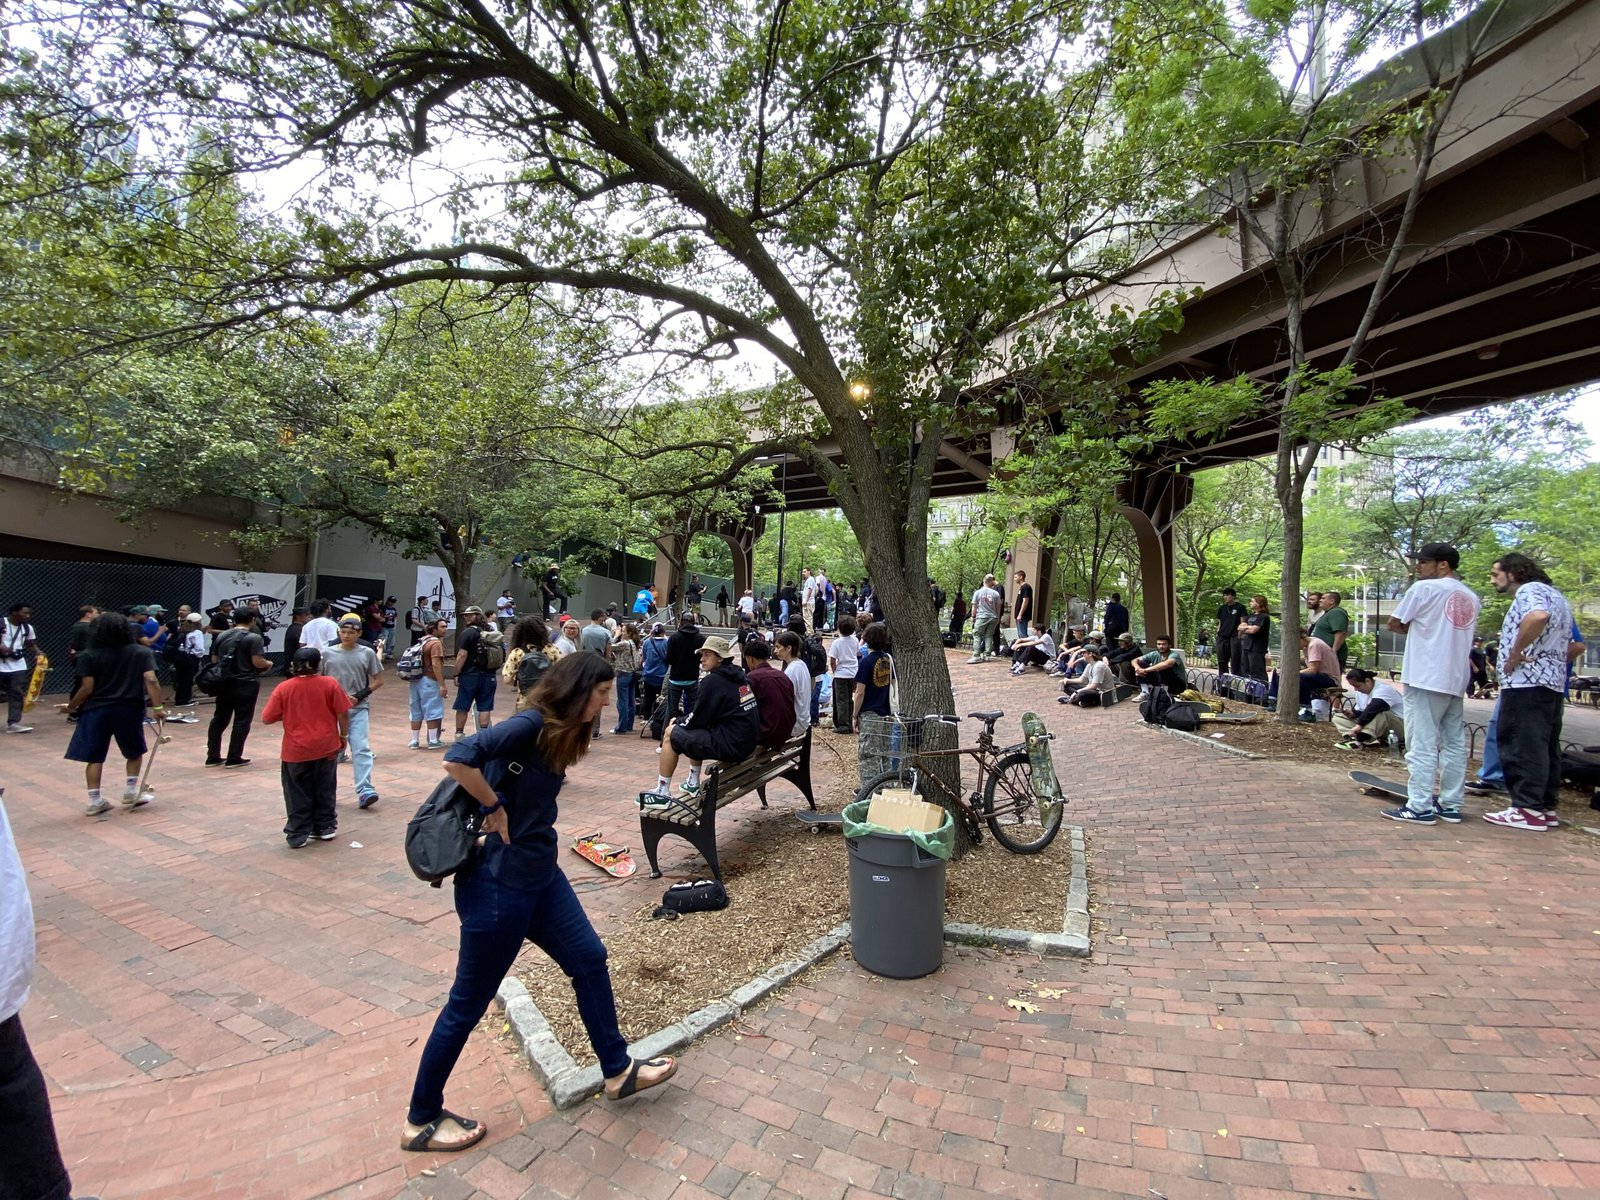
[346,706,375,799]
[613,671,637,733]
[1402,686,1466,813]
[664,680,698,725]
[1478,695,1505,785]
[408,866,629,1125]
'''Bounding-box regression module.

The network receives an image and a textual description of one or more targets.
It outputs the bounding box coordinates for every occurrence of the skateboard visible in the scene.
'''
[131,714,172,807]
[795,809,843,834]
[1349,771,1436,804]
[1197,711,1260,724]
[571,833,637,877]
[1021,710,1066,827]
[23,650,48,713]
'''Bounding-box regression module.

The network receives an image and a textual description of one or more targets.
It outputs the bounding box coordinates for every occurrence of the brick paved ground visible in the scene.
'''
[5,653,1599,1199]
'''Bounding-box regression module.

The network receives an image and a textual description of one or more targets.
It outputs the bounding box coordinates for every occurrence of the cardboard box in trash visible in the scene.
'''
[865,788,945,833]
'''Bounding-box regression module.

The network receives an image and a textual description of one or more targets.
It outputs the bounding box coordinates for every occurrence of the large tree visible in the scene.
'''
[10,0,1215,719]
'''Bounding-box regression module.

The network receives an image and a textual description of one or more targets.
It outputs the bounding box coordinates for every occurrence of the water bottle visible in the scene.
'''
[1387,729,1401,760]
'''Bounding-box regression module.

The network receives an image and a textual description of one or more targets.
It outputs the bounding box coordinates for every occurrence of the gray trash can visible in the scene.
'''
[847,831,947,978]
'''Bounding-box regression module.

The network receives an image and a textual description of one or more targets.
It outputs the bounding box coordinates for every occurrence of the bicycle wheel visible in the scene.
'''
[855,768,981,844]
[982,751,1062,853]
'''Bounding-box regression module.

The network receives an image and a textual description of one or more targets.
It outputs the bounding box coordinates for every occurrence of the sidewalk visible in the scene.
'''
[5,658,1599,1199]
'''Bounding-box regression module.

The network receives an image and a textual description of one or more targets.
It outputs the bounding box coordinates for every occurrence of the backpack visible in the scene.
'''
[1139,686,1174,725]
[477,627,506,672]
[658,879,728,914]
[404,777,483,887]
[515,648,552,693]
[396,638,430,681]
[801,636,828,679]
[196,631,250,695]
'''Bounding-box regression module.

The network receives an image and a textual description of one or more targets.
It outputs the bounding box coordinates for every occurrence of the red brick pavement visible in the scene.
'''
[4,656,1599,1199]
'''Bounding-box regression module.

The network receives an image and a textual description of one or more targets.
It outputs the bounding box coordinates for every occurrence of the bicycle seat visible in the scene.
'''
[966,709,1004,724]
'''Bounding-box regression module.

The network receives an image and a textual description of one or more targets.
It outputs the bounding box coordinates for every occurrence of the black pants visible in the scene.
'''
[282,755,338,841]
[1,672,25,727]
[1497,686,1564,813]
[172,653,198,706]
[1216,633,1237,676]
[1242,645,1267,681]
[638,679,664,735]
[207,679,260,763]
[543,591,568,617]
[0,1014,71,1200]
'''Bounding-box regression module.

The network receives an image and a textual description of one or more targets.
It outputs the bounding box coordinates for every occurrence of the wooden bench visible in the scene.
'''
[639,727,816,880]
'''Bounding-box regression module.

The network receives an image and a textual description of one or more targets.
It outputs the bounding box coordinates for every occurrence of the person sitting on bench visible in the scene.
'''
[1333,669,1405,748]
[740,637,796,751]
[645,636,760,800]
[1060,646,1114,706]
[1009,629,1057,676]
[1267,631,1340,709]
[1132,634,1187,692]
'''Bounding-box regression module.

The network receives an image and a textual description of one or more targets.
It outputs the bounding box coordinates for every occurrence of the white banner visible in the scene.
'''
[416,566,457,624]
[200,569,297,653]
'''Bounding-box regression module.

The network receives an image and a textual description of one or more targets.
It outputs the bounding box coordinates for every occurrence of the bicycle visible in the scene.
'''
[855,709,1064,853]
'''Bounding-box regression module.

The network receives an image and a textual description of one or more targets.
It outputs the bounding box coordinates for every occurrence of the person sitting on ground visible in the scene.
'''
[1267,631,1340,709]
[1009,628,1057,675]
[1333,668,1405,749]
[646,636,760,799]
[740,637,796,750]
[1060,646,1115,707]
[1132,634,1187,691]
[1107,632,1143,684]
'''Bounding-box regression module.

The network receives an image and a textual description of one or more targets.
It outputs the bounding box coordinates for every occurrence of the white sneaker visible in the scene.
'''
[121,786,140,805]
[85,798,112,816]
[965,655,983,665]
[6,723,32,734]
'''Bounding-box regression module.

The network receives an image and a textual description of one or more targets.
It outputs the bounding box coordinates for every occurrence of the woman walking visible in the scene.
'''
[402,653,677,1153]
[611,622,641,734]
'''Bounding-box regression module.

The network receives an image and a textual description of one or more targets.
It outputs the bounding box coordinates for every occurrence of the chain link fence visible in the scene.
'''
[0,557,304,695]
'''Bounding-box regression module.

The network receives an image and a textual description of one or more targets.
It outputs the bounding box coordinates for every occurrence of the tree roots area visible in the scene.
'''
[517,733,1075,1066]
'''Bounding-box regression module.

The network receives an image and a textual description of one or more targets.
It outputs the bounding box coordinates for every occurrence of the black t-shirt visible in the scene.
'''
[457,625,485,674]
[665,629,706,683]
[214,629,265,680]
[1216,601,1246,639]
[1239,612,1270,650]
[79,645,156,710]
[541,569,561,597]
[1014,583,1034,621]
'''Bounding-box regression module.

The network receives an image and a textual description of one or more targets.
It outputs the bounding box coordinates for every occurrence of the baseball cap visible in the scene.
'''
[700,636,734,659]
[292,646,322,667]
[131,605,148,616]
[184,612,204,624]
[1118,632,1134,642]
[1413,541,1460,569]
[148,604,166,614]
[338,614,363,628]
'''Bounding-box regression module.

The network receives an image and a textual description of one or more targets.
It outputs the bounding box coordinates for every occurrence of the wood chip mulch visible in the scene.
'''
[516,732,1078,1065]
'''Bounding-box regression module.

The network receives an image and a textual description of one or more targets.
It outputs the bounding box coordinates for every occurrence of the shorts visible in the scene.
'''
[65,702,147,764]
[410,677,444,722]
[452,670,497,714]
[669,724,719,763]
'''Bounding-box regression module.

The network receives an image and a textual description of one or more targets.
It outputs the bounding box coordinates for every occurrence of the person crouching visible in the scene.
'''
[262,646,352,849]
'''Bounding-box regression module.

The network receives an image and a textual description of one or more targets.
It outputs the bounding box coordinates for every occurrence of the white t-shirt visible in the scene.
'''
[783,660,812,732]
[801,576,817,605]
[183,629,209,656]
[1499,581,1574,693]
[830,633,861,680]
[0,620,32,674]
[1393,576,1480,695]
[972,586,1001,620]
[497,596,516,620]
[1354,680,1403,713]
[0,797,35,1023]
[301,616,341,649]
[738,594,756,617]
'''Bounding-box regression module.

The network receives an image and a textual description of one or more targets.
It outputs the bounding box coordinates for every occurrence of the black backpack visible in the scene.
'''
[404,777,483,888]
[660,879,728,913]
[802,636,828,679]
[1139,686,1174,725]
[514,648,552,693]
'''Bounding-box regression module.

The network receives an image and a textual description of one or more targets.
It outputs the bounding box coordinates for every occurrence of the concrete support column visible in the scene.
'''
[1115,466,1193,642]
[1006,516,1062,630]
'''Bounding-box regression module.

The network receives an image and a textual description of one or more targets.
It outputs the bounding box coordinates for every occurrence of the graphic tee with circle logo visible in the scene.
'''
[1392,576,1481,695]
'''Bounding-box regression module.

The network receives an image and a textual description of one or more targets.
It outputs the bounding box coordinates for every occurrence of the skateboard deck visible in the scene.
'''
[1348,771,1437,804]
[1198,711,1260,724]
[1021,710,1065,827]
[23,650,48,712]
[571,833,637,877]
[795,810,843,834]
